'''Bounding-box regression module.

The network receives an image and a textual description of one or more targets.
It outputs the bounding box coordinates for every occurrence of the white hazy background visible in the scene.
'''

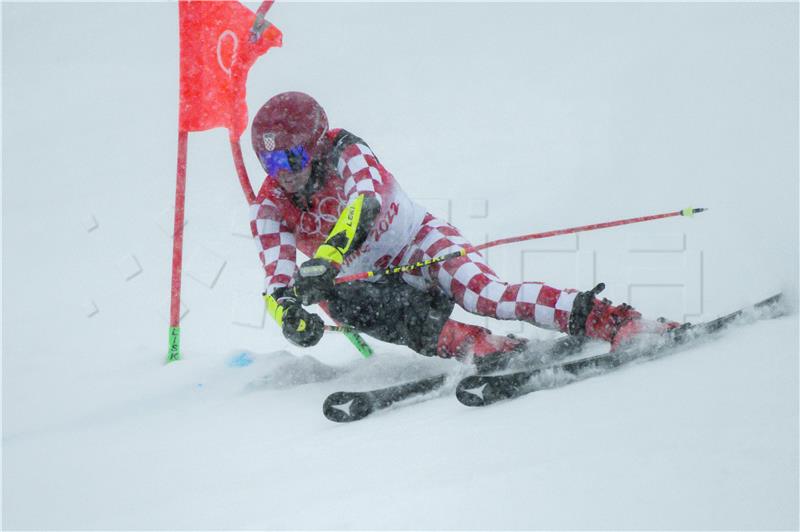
[3,2,798,530]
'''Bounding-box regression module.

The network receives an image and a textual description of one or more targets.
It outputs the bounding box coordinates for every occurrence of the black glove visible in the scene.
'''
[292,258,338,305]
[281,299,325,347]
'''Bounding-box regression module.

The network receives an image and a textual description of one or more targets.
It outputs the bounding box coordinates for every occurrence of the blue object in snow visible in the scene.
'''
[227,352,254,368]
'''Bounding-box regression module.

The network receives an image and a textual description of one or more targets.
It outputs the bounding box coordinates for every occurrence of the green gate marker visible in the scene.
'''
[167,326,181,363]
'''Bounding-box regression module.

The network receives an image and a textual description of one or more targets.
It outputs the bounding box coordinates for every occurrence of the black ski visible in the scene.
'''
[323,335,588,422]
[456,293,785,407]
[323,374,447,422]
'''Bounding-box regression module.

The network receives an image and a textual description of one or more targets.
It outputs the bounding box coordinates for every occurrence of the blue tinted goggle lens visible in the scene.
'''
[260,145,310,175]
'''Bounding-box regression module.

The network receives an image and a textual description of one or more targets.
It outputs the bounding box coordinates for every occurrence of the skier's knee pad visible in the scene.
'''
[326,279,454,356]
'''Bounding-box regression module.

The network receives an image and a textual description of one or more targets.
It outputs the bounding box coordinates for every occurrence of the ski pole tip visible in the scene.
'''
[681,207,709,217]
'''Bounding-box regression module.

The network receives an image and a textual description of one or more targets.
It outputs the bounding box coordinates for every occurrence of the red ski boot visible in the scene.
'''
[568,283,682,351]
[436,319,528,372]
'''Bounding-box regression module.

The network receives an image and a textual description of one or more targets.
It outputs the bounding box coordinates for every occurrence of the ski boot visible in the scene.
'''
[435,319,529,373]
[568,283,684,351]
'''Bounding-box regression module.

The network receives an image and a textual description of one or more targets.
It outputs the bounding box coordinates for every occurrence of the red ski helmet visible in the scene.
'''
[251,92,329,177]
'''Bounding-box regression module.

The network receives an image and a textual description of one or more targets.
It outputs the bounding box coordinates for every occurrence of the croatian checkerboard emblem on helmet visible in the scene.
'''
[262,133,275,151]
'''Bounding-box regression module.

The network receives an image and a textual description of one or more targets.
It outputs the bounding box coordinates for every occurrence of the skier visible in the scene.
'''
[250,92,680,368]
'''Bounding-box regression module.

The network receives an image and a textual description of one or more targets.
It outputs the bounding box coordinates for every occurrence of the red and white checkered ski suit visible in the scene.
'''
[250,129,579,336]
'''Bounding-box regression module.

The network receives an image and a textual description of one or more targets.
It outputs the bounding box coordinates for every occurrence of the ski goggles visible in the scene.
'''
[259,145,311,176]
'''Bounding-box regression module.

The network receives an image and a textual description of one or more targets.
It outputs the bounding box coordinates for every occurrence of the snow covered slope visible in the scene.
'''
[3,313,797,529]
[3,2,798,529]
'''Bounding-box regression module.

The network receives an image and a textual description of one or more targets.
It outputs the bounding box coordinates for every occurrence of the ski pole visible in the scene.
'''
[335,207,707,284]
[324,325,374,358]
[263,291,374,358]
[336,249,469,283]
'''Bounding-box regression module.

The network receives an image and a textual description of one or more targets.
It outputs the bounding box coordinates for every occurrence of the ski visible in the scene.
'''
[322,335,589,422]
[456,293,785,407]
[323,374,447,423]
